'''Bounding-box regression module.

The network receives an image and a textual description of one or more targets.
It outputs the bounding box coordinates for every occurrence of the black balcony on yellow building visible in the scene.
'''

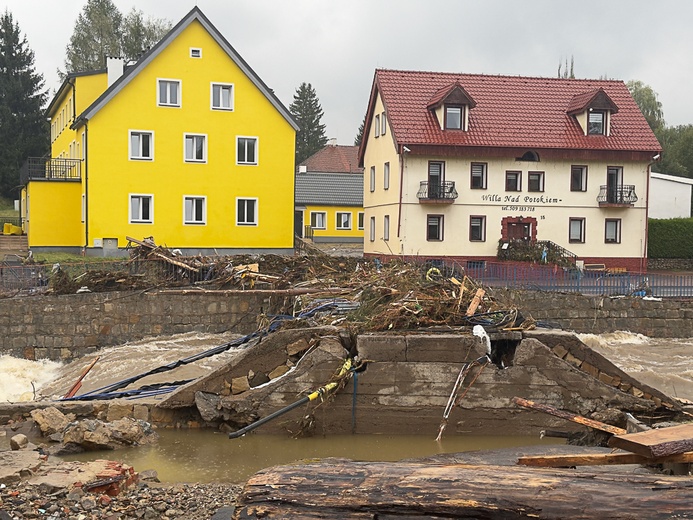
[20,157,81,184]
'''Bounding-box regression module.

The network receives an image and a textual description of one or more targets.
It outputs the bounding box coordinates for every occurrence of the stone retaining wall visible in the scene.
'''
[0,290,279,361]
[497,289,693,337]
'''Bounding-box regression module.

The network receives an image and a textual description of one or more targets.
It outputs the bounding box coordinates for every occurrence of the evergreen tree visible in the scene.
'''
[557,55,575,79]
[354,114,365,147]
[290,82,328,164]
[64,1,170,74]
[0,10,48,199]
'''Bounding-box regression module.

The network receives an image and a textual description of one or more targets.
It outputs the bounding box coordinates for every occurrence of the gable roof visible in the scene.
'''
[359,69,660,161]
[566,88,619,115]
[427,82,476,110]
[295,172,363,207]
[300,145,363,174]
[71,7,297,130]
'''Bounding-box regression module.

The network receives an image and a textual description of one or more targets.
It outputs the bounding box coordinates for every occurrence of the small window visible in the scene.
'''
[310,211,326,230]
[237,136,258,165]
[528,171,544,192]
[569,217,585,243]
[384,162,390,190]
[184,134,207,162]
[470,216,486,242]
[211,83,233,110]
[358,212,364,230]
[158,79,181,107]
[588,110,605,135]
[374,114,380,138]
[237,198,258,226]
[184,196,206,225]
[571,165,587,191]
[380,111,386,135]
[336,212,351,230]
[471,163,487,189]
[129,131,153,161]
[383,215,390,241]
[445,105,463,130]
[369,216,376,242]
[605,219,621,244]
[370,166,376,192]
[505,171,521,191]
[130,194,153,223]
[190,48,202,58]
[427,215,443,241]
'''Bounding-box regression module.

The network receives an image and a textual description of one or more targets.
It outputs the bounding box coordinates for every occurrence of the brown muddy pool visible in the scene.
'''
[54,430,563,483]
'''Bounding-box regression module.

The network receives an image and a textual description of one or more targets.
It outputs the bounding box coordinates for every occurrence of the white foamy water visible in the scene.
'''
[0,355,63,402]
[578,331,693,402]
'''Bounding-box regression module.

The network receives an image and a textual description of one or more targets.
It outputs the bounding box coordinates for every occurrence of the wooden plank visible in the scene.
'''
[237,459,693,519]
[512,396,627,435]
[518,451,693,468]
[608,423,693,458]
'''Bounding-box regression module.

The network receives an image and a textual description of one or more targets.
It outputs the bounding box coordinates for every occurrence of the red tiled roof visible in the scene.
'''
[301,145,363,173]
[373,69,661,153]
[566,88,618,115]
[427,82,476,110]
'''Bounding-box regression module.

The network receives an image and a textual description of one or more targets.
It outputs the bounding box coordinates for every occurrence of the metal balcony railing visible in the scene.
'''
[20,157,81,184]
[597,185,637,205]
[417,181,458,202]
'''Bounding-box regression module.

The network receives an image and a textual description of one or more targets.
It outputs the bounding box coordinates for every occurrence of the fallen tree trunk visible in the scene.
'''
[236,459,693,519]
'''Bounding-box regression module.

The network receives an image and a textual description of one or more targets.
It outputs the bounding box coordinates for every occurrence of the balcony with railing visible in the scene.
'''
[597,185,637,207]
[20,157,82,185]
[416,181,458,204]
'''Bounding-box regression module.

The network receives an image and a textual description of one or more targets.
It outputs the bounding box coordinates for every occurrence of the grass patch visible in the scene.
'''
[32,252,123,264]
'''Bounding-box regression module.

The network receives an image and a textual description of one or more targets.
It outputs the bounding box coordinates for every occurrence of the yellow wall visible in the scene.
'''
[85,20,295,250]
[304,205,364,240]
[24,182,83,247]
[33,17,295,253]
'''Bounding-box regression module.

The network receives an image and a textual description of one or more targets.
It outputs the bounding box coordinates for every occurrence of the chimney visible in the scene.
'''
[107,56,125,87]
[328,138,338,146]
[298,165,307,174]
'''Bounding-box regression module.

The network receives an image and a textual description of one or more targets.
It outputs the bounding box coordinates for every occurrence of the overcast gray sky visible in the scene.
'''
[5,0,693,144]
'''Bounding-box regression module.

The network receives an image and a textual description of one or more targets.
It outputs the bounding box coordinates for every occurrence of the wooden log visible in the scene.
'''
[237,459,693,518]
[518,451,693,467]
[608,423,693,458]
[512,396,627,435]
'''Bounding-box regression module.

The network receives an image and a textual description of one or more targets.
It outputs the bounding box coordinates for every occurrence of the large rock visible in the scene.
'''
[29,407,73,436]
[61,418,159,451]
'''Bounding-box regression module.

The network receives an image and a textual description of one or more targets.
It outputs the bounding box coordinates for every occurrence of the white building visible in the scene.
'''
[649,172,693,219]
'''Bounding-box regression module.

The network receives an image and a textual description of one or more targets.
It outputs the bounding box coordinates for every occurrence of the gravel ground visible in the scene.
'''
[0,481,242,519]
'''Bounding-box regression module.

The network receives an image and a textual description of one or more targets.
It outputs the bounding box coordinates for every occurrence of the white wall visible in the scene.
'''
[650,173,693,219]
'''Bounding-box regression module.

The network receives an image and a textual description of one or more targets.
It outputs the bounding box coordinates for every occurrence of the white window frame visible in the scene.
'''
[370,166,376,192]
[237,197,258,226]
[528,171,545,192]
[445,105,463,130]
[358,212,364,230]
[190,47,202,58]
[374,114,380,138]
[336,211,352,230]
[129,130,154,161]
[384,162,390,190]
[369,216,376,242]
[470,215,486,242]
[588,110,605,135]
[380,111,386,135]
[310,211,326,230]
[605,219,622,244]
[427,215,444,241]
[184,133,207,163]
[157,78,181,107]
[571,165,588,192]
[211,82,234,111]
[383,215,390,241]
[129,194,153,224]
[569,217,586,243]
[237,136,258,165]
[183,196,206,225]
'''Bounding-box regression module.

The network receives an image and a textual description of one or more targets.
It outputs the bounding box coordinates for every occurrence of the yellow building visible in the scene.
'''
[295,144,364,243]
[358,70,662,271]
[20,7,297,256]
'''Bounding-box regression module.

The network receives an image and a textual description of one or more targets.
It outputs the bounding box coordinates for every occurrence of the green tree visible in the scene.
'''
[121,8,171,62]
[290,82,328,164]
[64,1,170,74]
[354,114,365,147]
[652,125,693,177]
[0,10,48,199]
[627,80,665,133]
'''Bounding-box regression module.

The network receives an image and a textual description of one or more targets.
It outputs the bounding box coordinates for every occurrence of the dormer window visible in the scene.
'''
[445,105,463,130]
[588,110,605,135]
[567,88,618,137]
[428,82,476,132]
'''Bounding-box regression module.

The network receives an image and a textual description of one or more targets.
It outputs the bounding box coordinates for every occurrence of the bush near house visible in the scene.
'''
[648,218,693,259]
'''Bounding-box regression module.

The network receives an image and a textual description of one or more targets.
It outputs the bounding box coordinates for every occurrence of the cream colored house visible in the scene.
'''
[358,70,662,271]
